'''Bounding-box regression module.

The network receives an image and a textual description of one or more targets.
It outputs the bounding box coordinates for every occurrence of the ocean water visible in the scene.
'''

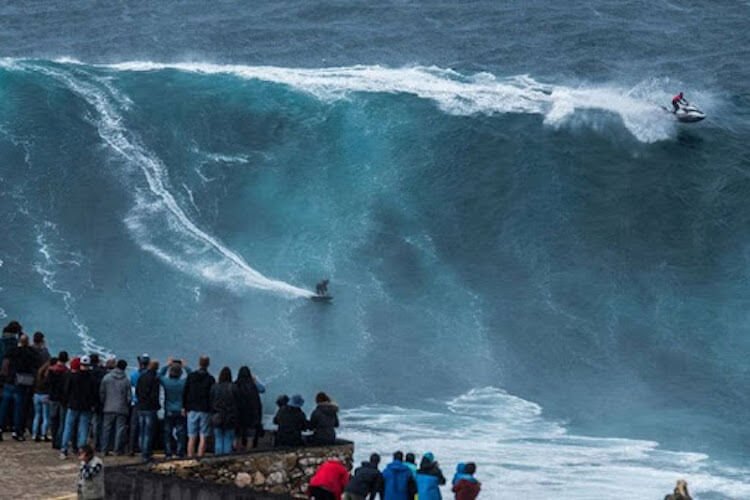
[1,2,750,498]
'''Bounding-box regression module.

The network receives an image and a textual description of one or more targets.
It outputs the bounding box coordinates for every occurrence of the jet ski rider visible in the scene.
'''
[672,92,688,113]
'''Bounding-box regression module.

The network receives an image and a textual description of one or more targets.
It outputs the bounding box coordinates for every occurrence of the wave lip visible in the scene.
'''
[96,60,678,143]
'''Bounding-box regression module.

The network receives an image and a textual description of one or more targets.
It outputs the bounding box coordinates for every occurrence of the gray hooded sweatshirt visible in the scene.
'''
[99,368,131,416]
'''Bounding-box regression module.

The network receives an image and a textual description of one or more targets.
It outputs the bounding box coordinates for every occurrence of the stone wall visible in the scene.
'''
[105,441,354,500]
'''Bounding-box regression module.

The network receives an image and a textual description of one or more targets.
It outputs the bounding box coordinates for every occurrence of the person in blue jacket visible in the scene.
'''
[158,357,191,458]
[382,451,417,500]
[416,452,447,500]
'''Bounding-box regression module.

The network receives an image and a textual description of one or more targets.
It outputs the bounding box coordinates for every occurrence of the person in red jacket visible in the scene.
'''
[672,92,688,112]
[452,462,481,500]
[308,459,351,500]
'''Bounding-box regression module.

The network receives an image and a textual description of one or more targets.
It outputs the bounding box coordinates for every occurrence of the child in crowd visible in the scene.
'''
[77,444,105,500]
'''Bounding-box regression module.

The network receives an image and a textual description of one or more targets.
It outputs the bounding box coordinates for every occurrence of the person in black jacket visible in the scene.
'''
[344,453,384,500]
[135,360,160,462]
[234,366,263,451]
[309,391,339,446]
[60,356,97,459]
[210,366,239,455]
[47,351,69,449]
[0,333,41,441]
[88,353,106,452]
[273,394,309,447]
[184,355,215,458]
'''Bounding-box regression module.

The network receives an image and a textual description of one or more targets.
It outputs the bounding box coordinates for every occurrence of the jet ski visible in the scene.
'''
[671,103,706,123]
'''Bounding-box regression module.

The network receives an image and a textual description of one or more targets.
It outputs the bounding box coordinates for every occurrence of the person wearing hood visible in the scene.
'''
[210,366,240,455]
[416,452,447,500]
[309,391,339,446]
[452,463,480,500]
[46,351,69,449]
[383,452,417,500]
[234,365,263,451]
[159,358,190,459]
[274,394,309,447]
[344,453,384,500]
[308,459,350,500]
[60,355,97,459]
[99,359,131,455]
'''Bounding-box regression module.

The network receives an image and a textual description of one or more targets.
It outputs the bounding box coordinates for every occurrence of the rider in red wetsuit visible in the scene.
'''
[672,92,687,112]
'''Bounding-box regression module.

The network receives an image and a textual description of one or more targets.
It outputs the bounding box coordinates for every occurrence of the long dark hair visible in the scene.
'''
[236,366,254,384]
[218,366,232,384]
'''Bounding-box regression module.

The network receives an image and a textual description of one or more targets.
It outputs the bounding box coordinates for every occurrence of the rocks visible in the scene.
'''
[235,472,253,488]
[147,442,354,497]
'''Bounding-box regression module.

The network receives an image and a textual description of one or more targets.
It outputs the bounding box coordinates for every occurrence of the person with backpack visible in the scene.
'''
[452,463,480,500]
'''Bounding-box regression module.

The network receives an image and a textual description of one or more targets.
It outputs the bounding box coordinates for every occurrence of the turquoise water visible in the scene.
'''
[1,2,749,497]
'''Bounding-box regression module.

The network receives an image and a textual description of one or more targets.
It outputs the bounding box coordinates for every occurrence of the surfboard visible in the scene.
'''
[311,295,333,303]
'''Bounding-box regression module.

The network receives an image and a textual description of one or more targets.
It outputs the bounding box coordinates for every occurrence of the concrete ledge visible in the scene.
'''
[105,441,354,499]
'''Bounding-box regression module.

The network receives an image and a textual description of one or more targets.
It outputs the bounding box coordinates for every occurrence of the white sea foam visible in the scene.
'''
[33,224,111,355]
[23,62,312,299]
[344,387,750,499]
[97,61,679,143]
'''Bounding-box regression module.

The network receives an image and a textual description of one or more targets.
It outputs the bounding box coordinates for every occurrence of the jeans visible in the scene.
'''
[164,413,186,458]
[0,384,30,434]
[102,413,128,454]
[213,427,234,455]
[48,401,66,448]
[61,409,92,454]
[32,393,50,438]
[91,412,104,451]
[138,410,157,461]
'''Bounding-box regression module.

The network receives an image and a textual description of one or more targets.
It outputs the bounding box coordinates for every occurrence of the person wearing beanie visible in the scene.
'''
[274,394,309,447]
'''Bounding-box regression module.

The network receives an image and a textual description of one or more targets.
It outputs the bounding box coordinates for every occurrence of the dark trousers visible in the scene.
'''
[102,413,128,454]
[138,410,157,462]
[309,486,336,500]
[48,401,66,449]
[164,413,186,458]
[128,406,139,454]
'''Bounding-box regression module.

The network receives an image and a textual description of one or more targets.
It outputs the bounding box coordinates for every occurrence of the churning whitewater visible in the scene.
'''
[1,1,749,494]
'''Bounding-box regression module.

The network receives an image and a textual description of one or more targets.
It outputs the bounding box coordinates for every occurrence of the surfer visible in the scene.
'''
[671,92,688,113]
[315,279,329,297]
